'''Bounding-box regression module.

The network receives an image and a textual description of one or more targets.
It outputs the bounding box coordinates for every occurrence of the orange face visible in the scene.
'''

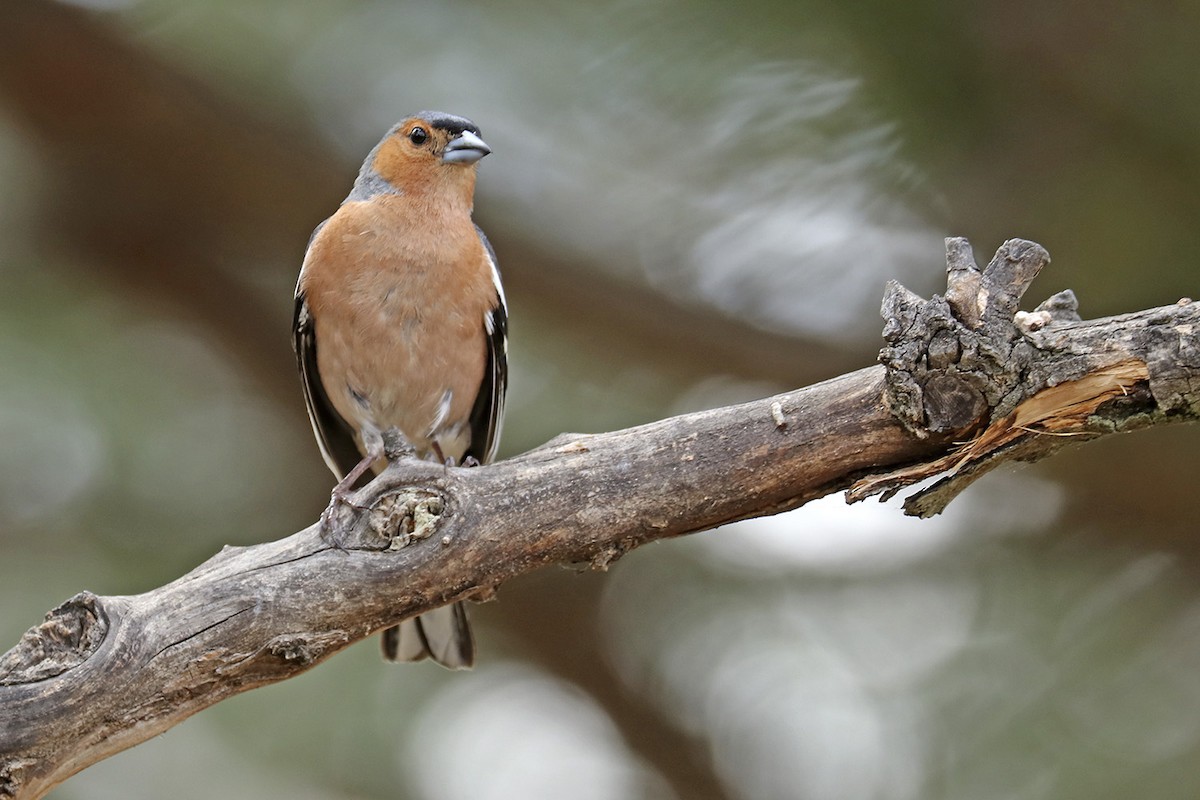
[370,116,486,199]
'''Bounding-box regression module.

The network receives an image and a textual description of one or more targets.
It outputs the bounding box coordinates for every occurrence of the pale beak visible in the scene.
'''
[442,130,491,164]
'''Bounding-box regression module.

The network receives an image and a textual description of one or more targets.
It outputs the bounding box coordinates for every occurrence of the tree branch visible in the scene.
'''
[2,239,1198,798]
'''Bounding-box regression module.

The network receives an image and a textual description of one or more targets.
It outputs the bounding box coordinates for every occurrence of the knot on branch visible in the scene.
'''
[325,486,446,551]
[371,490,445,551]
[880,238,1052,437]
[0,592,107,685]
[859,236,1191,517]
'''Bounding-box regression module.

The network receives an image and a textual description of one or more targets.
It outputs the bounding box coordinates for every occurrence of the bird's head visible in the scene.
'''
[365,112,490,200]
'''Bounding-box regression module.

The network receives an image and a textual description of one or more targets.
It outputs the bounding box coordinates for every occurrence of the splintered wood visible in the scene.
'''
[849,358,1149,506]
[963,358,1148,455]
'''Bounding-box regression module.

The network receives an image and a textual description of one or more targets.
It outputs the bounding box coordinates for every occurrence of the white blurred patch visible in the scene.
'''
[696,471,1065,576]
[402,662,673,800]
[703,641,928,800]
[600,564,978,800]
[595,471,1064,799]
[678,64,940,337]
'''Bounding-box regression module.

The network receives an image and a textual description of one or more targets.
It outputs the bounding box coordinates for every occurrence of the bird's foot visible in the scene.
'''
[318,500,345,551]
[319,489,364,551]
[319,455,376,550]
[382,430,418,462]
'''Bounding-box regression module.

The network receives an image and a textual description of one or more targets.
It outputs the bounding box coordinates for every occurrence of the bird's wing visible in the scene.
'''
[293,224,363,481]
[465,225,508,465]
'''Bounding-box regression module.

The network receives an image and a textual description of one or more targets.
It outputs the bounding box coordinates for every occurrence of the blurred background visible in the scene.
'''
[1,1,1198,798]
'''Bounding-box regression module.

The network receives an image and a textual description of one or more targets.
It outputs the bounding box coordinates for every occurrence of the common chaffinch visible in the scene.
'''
[293,112,507,669]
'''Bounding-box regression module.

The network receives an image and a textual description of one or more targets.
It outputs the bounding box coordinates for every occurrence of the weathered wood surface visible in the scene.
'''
[1,239,1197,798]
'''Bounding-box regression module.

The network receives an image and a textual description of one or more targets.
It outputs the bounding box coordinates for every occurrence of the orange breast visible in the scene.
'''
[299,195,496,459]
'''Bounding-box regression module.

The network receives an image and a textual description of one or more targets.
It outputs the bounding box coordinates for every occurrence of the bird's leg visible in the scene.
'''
[330,453,377,502]
[320,440,384,546]
[325,431,414,521]
[430,441,453,472]
[320,456,370,548]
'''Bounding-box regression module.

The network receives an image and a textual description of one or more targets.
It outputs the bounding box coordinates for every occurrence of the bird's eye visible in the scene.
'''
[408,126,429,145]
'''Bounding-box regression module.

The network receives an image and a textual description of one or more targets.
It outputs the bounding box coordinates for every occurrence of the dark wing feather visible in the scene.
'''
[465,226,508,465]
[293,290,362,480]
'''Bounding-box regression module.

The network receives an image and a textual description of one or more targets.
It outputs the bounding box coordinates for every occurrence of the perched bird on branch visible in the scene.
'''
[292,112,507,668]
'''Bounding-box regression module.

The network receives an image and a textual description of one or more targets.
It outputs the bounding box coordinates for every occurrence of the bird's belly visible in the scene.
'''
[316,289,484,462]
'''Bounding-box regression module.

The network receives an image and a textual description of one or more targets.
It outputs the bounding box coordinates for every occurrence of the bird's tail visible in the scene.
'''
[381,602,474,669]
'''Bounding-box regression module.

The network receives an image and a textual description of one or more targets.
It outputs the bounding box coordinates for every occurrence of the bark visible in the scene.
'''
[1,238,1198,798]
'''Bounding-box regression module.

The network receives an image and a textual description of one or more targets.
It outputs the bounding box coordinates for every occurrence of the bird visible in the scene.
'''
[292,111,507,669]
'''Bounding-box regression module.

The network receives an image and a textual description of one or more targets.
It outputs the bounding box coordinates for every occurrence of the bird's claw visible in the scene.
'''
[319,487,367,551]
